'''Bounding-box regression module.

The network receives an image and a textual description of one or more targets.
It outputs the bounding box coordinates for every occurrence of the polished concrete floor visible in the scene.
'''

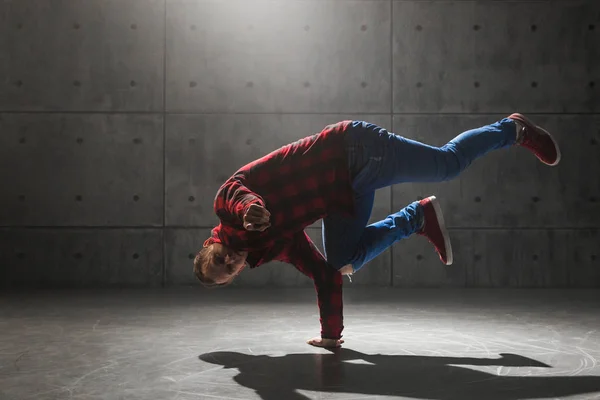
[1,288,599,400]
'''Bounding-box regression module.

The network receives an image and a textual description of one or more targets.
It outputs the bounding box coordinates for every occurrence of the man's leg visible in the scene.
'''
[332,119,517,273]
[322,190,374,270]
[339,116,560,273]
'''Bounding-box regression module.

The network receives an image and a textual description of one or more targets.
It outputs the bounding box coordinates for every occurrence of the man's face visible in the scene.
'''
[205,243,248,285]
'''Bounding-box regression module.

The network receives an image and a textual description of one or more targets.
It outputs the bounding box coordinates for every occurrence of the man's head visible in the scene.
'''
[193,240,248,287]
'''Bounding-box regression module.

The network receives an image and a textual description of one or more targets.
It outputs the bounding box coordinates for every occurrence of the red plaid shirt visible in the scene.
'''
[208,121,355,339]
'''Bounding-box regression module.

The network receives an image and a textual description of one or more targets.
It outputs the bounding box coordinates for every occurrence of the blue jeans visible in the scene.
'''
[322,118,517,273]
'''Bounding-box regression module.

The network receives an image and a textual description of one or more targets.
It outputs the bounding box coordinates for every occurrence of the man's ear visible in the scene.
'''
[203,239,212,248]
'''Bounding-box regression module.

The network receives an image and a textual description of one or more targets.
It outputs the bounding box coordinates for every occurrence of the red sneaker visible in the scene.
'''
[417,196,453,265]
[508,113,561,166]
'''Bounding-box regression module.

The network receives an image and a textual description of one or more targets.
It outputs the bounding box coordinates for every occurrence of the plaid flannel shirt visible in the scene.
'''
[209,121,354,339]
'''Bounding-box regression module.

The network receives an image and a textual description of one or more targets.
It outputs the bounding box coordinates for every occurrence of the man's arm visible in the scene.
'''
[280,231,344,341]
[214,179,266,226]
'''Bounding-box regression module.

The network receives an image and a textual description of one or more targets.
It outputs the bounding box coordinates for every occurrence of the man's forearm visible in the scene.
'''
[284,231,344,340]
[214,180,266,224]
[316,273,344,339]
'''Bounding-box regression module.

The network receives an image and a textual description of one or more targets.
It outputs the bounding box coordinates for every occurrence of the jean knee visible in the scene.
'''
[439,146,464,181]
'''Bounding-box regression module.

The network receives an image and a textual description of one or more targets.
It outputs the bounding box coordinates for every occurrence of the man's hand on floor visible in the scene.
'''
[307,337,344,348]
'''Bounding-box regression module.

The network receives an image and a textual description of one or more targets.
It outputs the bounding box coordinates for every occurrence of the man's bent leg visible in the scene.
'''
[345,200,424,273]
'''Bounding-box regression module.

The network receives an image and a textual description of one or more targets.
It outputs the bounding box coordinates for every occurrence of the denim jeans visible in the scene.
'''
[322,118,517,273]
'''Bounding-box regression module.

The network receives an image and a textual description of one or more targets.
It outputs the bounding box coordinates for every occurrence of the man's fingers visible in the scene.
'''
[306,337,343,348]
[254,223,271,232]
[245,214,270,224]
[245,222,271,232]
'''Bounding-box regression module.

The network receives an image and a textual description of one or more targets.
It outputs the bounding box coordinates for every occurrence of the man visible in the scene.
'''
[193,114,560,348]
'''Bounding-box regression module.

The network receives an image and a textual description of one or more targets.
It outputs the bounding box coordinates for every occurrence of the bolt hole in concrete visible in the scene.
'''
[189,196,195,202]
[532,196,540,203]
[531,24,537,31]
[76,138,83,144]
[189,253,195,260]
[133,195,140,202]
[18,195,25,201]
[75,195,83,201]
[190,81,197,88]
[19,137,26,143]
[474,196,482,203]
[474,81,480,88]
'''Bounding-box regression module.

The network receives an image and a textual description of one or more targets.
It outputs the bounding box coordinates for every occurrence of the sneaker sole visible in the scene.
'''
[428,196,453,265]
[510,113,561,166]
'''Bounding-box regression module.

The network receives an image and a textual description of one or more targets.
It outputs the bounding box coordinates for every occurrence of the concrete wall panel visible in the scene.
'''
[166,0,391,113]
[0,114,164,226]
[392,228,600,288]
[391,114,600,228]
[0,229,163,288]
[0,0,164,111]
[166,228,391,286]
[393,1,599,113]
[166,114,393,228]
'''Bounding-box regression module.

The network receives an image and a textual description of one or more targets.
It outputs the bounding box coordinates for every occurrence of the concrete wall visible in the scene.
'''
[1,0,598,288]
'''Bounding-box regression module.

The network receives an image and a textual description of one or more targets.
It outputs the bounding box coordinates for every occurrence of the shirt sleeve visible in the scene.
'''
[214,179,266,225]
[279,231,344,340]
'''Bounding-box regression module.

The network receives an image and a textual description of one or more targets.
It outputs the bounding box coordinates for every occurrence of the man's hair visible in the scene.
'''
[193,247,231,288]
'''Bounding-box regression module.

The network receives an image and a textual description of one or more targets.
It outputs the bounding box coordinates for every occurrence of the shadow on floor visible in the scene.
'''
[199,348,600,400]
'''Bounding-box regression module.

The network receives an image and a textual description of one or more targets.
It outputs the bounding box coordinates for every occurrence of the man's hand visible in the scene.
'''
[307,337,344,348]
[243,204,271,232]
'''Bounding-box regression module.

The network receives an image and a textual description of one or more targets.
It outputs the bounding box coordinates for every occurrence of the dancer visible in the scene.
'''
[193,114,560,348]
